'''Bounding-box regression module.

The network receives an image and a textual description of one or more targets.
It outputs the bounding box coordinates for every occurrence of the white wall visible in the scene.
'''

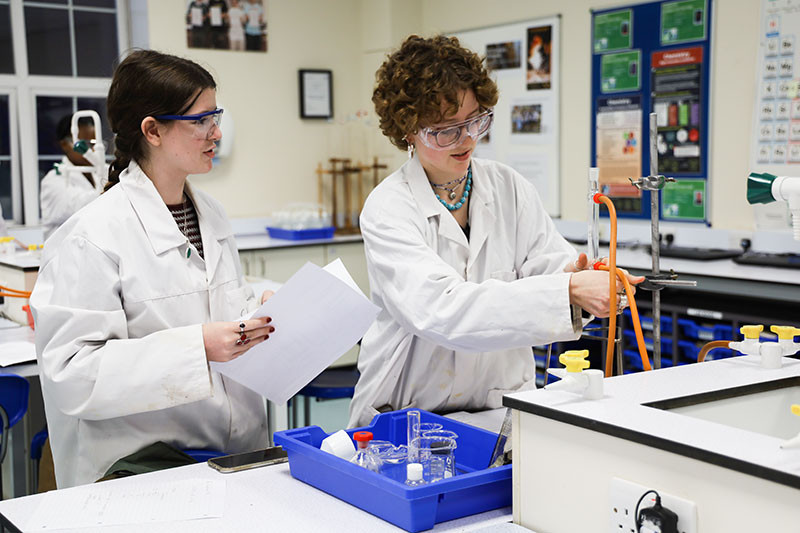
[146,0,369,218]
[146,0,762,232]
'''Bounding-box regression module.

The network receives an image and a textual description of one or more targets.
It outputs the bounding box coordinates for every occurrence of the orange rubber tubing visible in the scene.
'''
[593,193,652,376]
[698,340,730,363]
[594,194,619,377]
[598,264,652,372]
[0,292,31,298]
[0,285,31,296]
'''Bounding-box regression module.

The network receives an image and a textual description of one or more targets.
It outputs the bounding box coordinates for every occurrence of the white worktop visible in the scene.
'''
[0,460,512,532]
[505,355,800,489]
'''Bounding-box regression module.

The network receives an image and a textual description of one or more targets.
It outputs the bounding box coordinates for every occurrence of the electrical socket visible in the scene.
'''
[609,477,697,533]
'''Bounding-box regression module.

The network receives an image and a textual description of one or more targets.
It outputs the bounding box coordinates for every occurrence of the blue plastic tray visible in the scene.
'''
[266,226,336,240]
[273,409,511,532]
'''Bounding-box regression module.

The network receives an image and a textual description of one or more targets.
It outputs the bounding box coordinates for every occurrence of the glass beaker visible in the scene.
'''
[418,422,443,434]
[410,435,457,482]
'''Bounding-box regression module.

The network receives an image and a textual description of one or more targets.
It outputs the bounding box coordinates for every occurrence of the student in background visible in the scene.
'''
[227,0,246,51]
[39,115,104,241]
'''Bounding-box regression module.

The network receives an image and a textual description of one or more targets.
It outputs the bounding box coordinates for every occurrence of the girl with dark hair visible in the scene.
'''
[348,36,642,427]
[31,50,274,488]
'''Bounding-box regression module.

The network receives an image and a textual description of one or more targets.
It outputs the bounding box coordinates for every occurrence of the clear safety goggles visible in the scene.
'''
[418,109,493,150]
[154,108,224,139]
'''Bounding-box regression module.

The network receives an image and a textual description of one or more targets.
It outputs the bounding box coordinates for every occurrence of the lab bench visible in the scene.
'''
[506,355,800,532]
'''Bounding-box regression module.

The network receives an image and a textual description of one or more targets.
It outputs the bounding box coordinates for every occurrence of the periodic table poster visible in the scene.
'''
[751,0,800,230]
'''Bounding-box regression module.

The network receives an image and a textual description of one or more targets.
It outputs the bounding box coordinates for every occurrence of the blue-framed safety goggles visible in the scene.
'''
[154,108,224,139]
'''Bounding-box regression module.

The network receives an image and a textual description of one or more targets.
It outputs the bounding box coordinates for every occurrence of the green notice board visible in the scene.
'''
[661,179,706,220]
[661,0,707,44]
[600,50,640,93]
[594,10,632,52]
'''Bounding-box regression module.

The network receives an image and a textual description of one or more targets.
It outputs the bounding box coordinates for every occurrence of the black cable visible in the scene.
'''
[634,489,660,533]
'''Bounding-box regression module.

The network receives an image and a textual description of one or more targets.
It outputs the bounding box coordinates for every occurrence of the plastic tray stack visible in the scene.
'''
[273,409,511,532]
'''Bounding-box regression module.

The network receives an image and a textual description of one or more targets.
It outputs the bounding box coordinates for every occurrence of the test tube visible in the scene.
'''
[588,167,600,262]
[407,410,421,463]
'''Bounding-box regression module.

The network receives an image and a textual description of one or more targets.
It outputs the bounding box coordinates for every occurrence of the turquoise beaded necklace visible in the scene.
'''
[433,165,471,211]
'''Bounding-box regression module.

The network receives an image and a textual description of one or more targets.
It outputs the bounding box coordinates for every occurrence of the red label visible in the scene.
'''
[652,46,703,68]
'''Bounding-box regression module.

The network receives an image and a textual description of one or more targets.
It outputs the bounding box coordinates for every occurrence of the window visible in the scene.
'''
[1,0,128,225]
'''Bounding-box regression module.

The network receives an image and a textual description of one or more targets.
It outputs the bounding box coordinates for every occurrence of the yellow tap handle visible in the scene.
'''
[791,405,800,417]
[740,325,764,340]
[770,325,800,340]
[27,245,36,251]
[559,349,590,373]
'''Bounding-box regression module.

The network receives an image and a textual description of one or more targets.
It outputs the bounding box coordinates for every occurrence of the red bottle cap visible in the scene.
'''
[352,431,373,442]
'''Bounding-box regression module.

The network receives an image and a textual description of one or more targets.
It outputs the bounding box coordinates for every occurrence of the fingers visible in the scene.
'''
[564,253,589,273]
[261,290,275,304]
[241,316,272,331]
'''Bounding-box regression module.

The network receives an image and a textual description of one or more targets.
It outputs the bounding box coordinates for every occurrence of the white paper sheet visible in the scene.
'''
[0,341,36,366]
[25,478,225,530]
[212,259,379,404]
[190,6,203,26]
[210,6,222,26]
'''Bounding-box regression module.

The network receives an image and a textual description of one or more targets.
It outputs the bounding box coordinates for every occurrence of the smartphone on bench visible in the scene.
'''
[207,446,288,473]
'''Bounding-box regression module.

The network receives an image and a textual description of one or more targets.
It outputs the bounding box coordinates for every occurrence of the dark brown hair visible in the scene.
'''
[105,50,216,190]
[373,35,499,151]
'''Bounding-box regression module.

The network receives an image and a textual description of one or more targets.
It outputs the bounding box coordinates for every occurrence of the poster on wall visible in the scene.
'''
[651,47,704,175]
[591,0,713,221]
[600,50,641,93]
[593,10,633,53]
[526,25,552,90]
[596,96,642,213]
[661,178,706,220]
[749,0,800,231]
[456,16,561,216]
[186,0,268,52]
[660,0,708,45]
[486,41,521,71]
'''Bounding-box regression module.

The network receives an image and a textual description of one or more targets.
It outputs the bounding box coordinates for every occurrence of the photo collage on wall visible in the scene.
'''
[186,0,268,52]
[456,17,561,216]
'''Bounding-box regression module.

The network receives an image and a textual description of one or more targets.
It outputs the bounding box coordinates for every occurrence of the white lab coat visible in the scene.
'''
[40,156,105,241]
[31,160,267,488]
[348,156,582,427]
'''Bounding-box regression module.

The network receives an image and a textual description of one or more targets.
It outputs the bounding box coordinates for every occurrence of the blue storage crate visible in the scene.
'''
[623,309,673,333]
[274,409,511,532]
[623,330,674,355]
[624,349,675,371]
[677,319,733,342]
[266,226,336,240]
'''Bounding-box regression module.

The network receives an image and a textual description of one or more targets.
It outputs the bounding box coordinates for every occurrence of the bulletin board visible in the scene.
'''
[749,0,800,232]
[455,16,561,217]
[591,0,714,222]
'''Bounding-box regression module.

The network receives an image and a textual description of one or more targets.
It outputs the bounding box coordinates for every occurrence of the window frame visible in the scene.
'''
[2,0,129,225]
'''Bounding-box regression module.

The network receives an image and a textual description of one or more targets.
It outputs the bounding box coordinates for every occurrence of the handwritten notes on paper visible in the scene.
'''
[26,478,225,530]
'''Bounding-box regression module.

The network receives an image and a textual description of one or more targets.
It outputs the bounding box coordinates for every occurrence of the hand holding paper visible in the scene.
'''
[211,259,379,404]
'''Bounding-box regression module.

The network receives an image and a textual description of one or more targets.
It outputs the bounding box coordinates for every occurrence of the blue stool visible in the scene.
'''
[293,365,359,428]
[0,374,30,499]
[183,449,226,462]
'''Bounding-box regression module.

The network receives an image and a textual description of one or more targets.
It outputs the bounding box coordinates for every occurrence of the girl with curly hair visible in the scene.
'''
[348,35,642,427]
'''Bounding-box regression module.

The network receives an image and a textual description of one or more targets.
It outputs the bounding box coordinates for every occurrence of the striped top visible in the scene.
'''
[167,196,204,259]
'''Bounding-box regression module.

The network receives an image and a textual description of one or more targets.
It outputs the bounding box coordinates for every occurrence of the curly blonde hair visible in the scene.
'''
[373,35,499,151]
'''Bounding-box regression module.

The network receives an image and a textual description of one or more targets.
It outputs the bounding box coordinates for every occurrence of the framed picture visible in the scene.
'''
[299,69,333,119]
